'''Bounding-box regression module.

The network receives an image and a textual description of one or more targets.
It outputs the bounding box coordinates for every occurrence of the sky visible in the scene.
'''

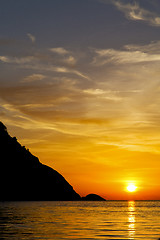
[1,0,160,200]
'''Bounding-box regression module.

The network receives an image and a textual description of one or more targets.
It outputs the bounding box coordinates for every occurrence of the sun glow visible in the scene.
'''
[127,184,137,192]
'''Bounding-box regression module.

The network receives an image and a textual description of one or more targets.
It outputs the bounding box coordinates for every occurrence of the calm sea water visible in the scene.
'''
[0,201,160,240]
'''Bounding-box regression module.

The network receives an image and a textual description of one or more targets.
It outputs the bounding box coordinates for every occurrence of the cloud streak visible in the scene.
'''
[27,33,36,43]
[0,55,35,64]
[103,0,160,26]
[50,47,70,55]
[49,47,77,66]
[0,49,89,80]
[22,74,46,83]
[1,41,160,154]
[93,42,160,65]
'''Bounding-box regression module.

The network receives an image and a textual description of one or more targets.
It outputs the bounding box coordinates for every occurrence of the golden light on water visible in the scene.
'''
[128,201,136,239]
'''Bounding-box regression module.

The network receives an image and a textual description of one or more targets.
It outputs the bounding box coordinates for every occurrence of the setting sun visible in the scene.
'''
[127,184,137,192]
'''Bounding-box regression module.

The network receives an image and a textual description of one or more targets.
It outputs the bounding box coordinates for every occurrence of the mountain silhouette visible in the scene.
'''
[0,121,81,201]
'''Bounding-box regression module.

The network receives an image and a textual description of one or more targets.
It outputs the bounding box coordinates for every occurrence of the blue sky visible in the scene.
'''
[1,0,160,48]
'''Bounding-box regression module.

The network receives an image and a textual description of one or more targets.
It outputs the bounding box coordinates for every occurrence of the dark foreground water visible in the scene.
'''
[0,201,160,240]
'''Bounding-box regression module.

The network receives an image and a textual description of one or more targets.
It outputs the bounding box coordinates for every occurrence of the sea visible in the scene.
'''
[0,201,159,240]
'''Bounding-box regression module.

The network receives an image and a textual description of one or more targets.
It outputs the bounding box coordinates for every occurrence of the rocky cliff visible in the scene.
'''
[0,122,81,201]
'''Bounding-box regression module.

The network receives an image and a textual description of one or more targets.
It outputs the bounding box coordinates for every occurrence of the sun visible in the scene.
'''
[126,184,137,192]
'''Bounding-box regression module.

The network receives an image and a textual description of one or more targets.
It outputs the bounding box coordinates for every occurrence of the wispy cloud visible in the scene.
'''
[83,89,122,101]
[50,47,70,55]
[125,41,160,54]
[0,56,10,63]
[0,51,88,80]
[93,42,160,65]
[27,33,36,43]
[102,0,160,26]
[21,65,90,80]
[49,47,77,66]
[0,55,35,64]
[1,41,160,154]
[22,74,46,83]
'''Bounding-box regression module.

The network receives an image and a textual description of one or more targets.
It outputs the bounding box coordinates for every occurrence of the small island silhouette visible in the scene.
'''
[82,194,106,201]
[0,121,106,201]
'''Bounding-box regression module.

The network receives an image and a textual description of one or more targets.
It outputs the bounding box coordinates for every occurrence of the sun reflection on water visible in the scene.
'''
[128,201,135,239]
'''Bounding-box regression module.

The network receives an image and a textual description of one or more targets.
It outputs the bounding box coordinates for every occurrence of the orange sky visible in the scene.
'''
[5,122,160,200]
[1,0,160,199]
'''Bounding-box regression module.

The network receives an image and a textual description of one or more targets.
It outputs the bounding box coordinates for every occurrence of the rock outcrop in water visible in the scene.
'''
[0,121,81,201]
[82,194,106,201]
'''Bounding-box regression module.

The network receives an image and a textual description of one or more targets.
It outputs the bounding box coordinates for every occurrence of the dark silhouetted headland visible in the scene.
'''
[82,194,106,201]
[0,121,81,201]
[0,121,106,201]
